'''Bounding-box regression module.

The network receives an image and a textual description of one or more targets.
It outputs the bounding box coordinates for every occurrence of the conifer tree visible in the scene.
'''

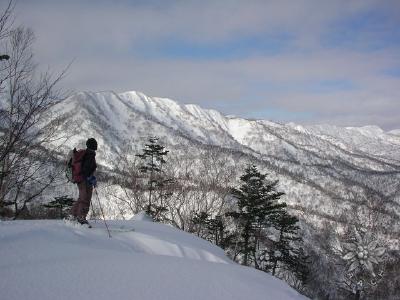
[267,209,301,275]
[43,196,74,219]
[192,211,232,249]
[229,165,285,267]
[291,247,310,288]
[136,137,172,220]
[207,215,227,248]
[192,211,210,238]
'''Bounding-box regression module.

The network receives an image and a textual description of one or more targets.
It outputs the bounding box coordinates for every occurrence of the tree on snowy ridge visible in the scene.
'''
[228,165,286,267]
[0,0,67,219]
[157,145,239,231]
[191,211,233,249]
[110,142,240,227]
[227,164,310,290]
[136,137,174,221]
[266,209,306,278]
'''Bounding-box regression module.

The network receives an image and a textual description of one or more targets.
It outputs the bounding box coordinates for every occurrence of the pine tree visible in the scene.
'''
[43,196,74,219]
[192,211,210,238]
[192,211,232,250]
[136,137,172,220]
[291,247,310,288]
[228,165,285,267]
[267,209,300,275]
[206,215,228,248]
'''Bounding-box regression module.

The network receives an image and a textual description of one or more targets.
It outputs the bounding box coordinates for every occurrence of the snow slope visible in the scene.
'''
[0,219,307,300]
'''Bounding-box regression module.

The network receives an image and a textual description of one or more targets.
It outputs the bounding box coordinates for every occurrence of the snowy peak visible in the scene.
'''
[117,90,226,128]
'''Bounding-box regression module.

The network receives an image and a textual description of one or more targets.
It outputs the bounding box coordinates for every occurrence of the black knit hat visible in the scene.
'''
[86,138,98,150]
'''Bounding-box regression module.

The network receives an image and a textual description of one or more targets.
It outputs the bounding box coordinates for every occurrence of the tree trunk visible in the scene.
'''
[243,229,249,266]
[355,290,361,300]
[272,258,278,276]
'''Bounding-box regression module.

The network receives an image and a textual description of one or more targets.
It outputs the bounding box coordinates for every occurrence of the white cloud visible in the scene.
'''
[11,0,400,130]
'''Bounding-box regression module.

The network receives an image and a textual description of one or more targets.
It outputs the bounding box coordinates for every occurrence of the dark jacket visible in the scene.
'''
[82,148,97,178]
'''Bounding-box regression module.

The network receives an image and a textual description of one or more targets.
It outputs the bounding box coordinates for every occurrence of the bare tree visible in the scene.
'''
[109,144,148,215]
[110,140,241,229]
[163,146,239,230]
[0,2,67,218]
[0,0,13,90]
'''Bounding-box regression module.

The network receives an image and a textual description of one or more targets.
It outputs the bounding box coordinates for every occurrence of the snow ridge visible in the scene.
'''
[57,90,400,159]
[0,219,308,300]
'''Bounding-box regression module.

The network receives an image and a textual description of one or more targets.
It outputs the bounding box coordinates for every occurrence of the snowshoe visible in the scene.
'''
[65,215,77,221]
[77,218,92,228]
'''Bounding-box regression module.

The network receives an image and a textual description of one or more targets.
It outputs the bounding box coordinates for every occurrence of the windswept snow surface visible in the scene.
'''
[0,220,307,300]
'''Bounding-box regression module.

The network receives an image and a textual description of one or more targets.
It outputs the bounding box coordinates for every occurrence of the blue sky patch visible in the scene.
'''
[321,9,400,51]
[383,68,400,78]
[134,32,294,60]
[246,107,315,122]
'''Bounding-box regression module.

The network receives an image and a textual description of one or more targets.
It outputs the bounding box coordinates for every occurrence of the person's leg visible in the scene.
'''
[70,201,78,218]
[80,183,93,220]
[70,183,83,218]
[76,182,88,221]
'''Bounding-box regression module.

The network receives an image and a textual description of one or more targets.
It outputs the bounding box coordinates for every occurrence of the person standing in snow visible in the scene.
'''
[70,138,98,225]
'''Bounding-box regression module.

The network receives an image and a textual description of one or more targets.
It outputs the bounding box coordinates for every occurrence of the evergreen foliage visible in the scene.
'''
[227,165,309,289]
[43,196,74,219]
[136,137,173,220]
[192,211,210,238]
[290,247,310,289]
[228,165,285,267]
[192,211,232,249]
[267,210,300,275]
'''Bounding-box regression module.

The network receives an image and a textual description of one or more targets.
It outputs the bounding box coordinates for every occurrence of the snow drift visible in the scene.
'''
[0,219,308,300]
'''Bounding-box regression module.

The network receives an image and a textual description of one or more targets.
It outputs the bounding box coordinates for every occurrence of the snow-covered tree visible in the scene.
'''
[341,227,386,300]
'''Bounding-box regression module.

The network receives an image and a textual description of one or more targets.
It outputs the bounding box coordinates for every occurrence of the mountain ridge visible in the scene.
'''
[63,90,400,160]
[75,89,400,137]
[50,90,400,244]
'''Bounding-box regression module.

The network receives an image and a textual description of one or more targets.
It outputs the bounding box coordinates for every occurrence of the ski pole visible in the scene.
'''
[94,188,112,238]
[90,199,97,224]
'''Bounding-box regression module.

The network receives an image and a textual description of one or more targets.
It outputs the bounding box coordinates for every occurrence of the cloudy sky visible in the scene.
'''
[11,0,400,130]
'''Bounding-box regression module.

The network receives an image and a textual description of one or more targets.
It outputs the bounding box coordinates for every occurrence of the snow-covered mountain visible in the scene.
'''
[0,218,308,300]
[55,90,400,162]
[389,129,400,136]
[51,91,400,238]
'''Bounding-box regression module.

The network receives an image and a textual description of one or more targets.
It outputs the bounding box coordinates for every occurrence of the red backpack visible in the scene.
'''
[66,148,86,183]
